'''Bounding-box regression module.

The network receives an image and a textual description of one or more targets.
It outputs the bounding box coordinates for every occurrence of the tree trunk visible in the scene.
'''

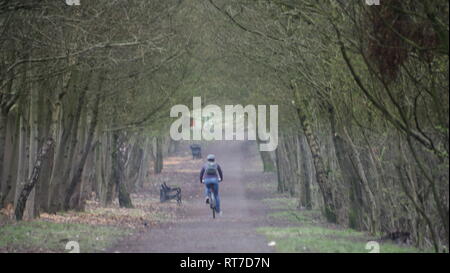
[343,128,378,234]
[298,134,312,209]
[154,136,163,174]
[275,137,287,193]
[329,105,364,229]
[14,111,29,214]
[63,93,101,210]
[137,137,150,189]
[24,81,39,219]
[0,71,16,204]
[1,113,19,207]
[297,105,337,223]
[257,137,276,172]
[0,111,7,196]
[112,132,133,208]
[48,69,89,212]
[105,132,115,206]
[15,138,54,221]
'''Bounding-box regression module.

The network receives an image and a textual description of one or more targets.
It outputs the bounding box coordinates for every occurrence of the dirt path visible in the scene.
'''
[111,142,274,253]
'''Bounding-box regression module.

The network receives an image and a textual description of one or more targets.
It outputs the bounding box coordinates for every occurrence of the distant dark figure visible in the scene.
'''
[190,144,202,159]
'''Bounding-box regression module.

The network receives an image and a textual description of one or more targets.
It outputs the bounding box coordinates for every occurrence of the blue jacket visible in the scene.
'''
[200,163,223,183]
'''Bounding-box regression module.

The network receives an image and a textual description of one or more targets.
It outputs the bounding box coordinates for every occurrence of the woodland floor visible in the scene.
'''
[0,142,426,253]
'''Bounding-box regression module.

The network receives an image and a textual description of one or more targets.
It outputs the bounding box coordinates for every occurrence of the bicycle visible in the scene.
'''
[206,183,217,219]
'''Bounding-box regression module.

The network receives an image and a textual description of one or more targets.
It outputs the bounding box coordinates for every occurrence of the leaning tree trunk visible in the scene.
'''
[296,105,337,223]
[49,69,89,212]
[63,93,101,210]
[343,128,378,234]
[15,138,54,221]
[329,105,364,229]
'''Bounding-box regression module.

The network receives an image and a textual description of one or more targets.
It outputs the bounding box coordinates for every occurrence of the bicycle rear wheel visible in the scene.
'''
[209,192,216,219]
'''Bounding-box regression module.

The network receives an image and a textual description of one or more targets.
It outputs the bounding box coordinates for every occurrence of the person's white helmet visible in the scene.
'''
[207,154,215,161]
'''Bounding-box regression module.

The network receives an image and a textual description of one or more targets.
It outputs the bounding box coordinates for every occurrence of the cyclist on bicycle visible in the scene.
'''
[200,154,223,215]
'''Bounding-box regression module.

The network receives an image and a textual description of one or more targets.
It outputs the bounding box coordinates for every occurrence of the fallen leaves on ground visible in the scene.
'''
[39,154,201,231]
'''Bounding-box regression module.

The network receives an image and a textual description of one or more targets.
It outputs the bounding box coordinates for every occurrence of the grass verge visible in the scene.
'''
[0,220,131,253]
[0,196,180,252]
[258,197,429,253]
